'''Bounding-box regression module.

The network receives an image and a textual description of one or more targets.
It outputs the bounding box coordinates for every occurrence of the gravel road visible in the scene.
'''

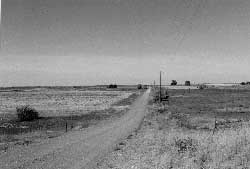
[0,88,151,169]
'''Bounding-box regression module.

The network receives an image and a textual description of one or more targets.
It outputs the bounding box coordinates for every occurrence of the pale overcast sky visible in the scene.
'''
[1,0,250,86]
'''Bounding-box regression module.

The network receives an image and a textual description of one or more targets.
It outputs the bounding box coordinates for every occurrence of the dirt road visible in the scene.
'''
[0,88,151,169]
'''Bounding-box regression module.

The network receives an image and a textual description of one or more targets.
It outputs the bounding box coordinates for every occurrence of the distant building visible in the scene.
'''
[185,81,191,86]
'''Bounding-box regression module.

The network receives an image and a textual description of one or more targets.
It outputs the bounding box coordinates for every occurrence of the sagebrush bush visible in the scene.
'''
[16,105,39,121]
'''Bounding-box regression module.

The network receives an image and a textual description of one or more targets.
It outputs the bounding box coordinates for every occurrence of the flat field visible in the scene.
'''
[0,86,140,149]
[0,86,135,118]
[98,87,250,169]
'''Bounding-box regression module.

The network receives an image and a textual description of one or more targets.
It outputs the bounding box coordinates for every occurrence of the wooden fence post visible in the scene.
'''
[66,122,68,132]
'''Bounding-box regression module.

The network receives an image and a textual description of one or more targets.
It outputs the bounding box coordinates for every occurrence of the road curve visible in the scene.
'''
[0,88,151,169]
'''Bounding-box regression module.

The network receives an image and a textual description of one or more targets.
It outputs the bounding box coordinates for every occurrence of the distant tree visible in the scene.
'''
[137,84,142,89]
[171,80,177,86]
[241,82,246,85]
[246,82,250,85]
[185,81,191,86]
[107,84,118,88]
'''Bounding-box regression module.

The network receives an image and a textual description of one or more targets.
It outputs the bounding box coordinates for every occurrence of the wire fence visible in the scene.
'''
[0,121,76,135]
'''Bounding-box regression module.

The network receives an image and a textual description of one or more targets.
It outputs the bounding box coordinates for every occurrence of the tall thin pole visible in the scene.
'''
[160,71,162,102]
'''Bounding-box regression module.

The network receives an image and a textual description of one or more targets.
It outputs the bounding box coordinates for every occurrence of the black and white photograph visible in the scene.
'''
[1,0,250,168]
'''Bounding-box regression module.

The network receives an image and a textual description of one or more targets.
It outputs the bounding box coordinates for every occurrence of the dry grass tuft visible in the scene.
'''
[150,112,250,169]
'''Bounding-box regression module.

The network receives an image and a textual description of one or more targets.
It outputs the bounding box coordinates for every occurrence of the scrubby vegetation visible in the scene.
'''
[16,105,39,121]
[98,88,250,169]
[148,109,250,169]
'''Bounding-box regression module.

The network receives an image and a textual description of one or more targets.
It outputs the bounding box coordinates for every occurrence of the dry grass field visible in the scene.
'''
[0,86,135,117]
[0,86,141,151]
[98,87,250,169]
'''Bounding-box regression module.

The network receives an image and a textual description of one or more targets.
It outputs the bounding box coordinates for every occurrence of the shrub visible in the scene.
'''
[137,84,142,89]
[16,105,39,121]
[174,137,197,153]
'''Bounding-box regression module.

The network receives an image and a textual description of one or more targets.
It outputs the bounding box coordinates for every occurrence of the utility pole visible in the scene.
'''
[160,71,162,102]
